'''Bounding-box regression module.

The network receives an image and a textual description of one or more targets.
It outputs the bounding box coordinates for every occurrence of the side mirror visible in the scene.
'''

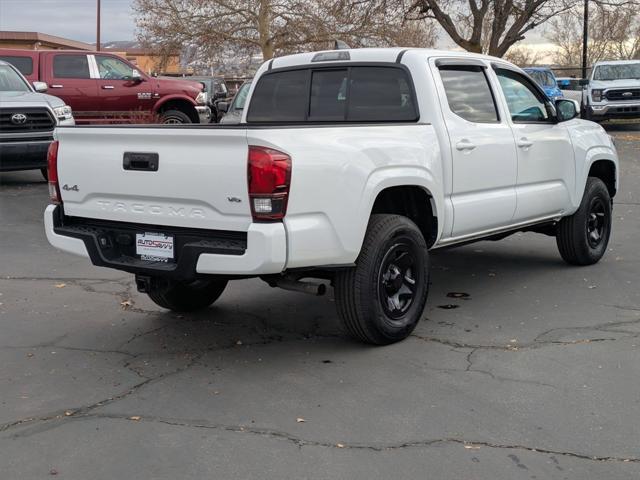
[33,81,48,93]
[556,99,579,122]
[217,101,229,113]
[579,78,589,86]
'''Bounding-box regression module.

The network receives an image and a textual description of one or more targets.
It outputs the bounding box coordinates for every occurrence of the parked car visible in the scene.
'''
[219,80,251,124]
[556,76,584,104]
[45,48,618,345]
[582,59,640,122]
[0,60,74,179]
[183,76,228,122]
[0,49,210,124]
[523,67,564,100]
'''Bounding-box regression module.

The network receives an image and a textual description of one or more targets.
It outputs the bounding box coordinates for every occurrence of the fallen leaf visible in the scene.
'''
[27,353,34,358]
[49,469,58,476]
[64,411,73,417]
[464,444,481,450]
[447,292,470,299]
[336,443,345,448]
[296,417,306,423]
[120,300,133,309]
[54,283,66,289]
[129,416,141,421]
[438,304,459,310]
[236,340,243,345]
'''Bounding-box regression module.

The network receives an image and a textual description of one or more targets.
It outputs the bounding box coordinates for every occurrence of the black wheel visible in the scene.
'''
[146,278,227,312]
[40,168,48,181]
[556,177,612,265]
[160,109,192,124]
[334,214,430,345]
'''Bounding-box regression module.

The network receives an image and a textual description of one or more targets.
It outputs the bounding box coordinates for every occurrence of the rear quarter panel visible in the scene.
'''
[249,124,443,268]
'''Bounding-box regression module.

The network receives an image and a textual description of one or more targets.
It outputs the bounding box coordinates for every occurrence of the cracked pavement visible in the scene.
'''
[1,124,639,479]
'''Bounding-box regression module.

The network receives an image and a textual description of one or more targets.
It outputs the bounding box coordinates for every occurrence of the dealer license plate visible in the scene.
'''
[135,232,174,262]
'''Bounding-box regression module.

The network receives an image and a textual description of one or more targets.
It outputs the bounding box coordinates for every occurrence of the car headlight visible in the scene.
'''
[196,91,208,105]
[53,105,73,121]
[591,89,603,102]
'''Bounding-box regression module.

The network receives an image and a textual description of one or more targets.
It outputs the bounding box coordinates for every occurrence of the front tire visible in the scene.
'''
[556,177,612,265]
[146,278,227,312]
[335,214,430,345]
[160,109,192,124]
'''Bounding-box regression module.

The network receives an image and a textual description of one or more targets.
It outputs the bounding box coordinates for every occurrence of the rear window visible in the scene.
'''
[53,54,90,79]
[247,65,418,123]
[0,56,33,76]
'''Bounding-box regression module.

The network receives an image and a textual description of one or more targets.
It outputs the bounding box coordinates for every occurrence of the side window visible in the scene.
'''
[347,67,417,122]
[95,55,134,80]
[247,69,308,122]
[496,69,550,123]
[0,56,33,76]
[53,55,90,79]
[309,69,348,120]
[438,66,499,123]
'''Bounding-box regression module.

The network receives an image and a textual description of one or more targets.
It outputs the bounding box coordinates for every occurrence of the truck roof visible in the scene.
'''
[267,47,509,70]
[593,59,640,66]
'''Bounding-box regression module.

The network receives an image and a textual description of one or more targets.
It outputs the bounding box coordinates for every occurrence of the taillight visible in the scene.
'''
[47,140,61,204]
[247,145,291,222]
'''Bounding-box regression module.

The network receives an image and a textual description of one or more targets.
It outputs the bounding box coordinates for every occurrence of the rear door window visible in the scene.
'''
[0,56,33,76]
[247,65,418,123]
[53,55,91,79]
[439,66,499,123]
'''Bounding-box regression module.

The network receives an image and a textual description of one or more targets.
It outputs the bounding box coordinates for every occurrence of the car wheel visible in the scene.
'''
[160,109,192,124]
[40,168,48,181]
[146,278,228,312]
[556,177,612,266]
[334,214,430,345]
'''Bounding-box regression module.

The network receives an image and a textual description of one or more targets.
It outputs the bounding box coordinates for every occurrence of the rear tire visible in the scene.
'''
[556,177,612,265]
[334,214,430,345]
[160,109,192,124]
[40,168,48,181]
[147,278,227,312]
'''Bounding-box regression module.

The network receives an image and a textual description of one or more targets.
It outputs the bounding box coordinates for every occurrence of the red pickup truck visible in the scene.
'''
[0,49,210,124]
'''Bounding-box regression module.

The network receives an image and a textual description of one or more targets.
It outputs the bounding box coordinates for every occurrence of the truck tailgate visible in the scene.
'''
[55,127,251,231]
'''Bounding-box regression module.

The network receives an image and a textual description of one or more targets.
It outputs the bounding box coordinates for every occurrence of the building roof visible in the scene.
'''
[0,31,93,50]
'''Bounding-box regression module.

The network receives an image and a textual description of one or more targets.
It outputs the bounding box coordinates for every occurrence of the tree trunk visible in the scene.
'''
[258,0,273,60]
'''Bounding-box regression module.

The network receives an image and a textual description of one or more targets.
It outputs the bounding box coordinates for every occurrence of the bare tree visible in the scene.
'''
[133,0,437,67]
[548,3,640,66]
[503,45,543,65]
[406,0,638,57]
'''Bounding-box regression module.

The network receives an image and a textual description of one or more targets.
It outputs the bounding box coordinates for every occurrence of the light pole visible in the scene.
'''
[581,0,588,79]
[97,0,101,51]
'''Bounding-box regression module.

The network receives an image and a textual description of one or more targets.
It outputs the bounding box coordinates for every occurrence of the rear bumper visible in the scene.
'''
[44,205,286,277]
[0,139,51,171]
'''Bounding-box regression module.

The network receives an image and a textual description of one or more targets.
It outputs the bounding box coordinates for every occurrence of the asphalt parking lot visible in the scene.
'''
[1,123,639,479]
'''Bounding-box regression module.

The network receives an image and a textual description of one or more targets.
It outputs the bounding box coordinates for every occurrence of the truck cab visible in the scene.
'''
[0,49,210,124]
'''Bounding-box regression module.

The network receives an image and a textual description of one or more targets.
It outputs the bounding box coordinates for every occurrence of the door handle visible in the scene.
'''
[455,140,476,151]
[51,84,63,88]
[517,138,534,148]
[101,85,115,90]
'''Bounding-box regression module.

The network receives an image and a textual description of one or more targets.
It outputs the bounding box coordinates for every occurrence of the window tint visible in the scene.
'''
[53,55,90,79]
[496,69,550,122]
[96,55,134,80]
[309,69,348,120]
[247,66,417,123]
[439,66,498,123]
[347,67,416,121]
[247,69,308,122]
[0,56,33,76]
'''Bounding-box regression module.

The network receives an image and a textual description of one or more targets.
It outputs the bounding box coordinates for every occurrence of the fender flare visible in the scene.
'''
[573,147,618,209]
[152,94,198,113]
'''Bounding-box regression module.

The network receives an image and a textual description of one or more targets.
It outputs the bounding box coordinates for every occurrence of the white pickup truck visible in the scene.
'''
[45,48,618,345]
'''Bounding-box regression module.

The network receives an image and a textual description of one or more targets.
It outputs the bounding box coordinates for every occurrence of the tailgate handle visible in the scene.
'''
[123,152,159,172]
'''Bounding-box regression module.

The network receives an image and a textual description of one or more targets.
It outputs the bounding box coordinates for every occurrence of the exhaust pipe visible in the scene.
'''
[265,277,327,296]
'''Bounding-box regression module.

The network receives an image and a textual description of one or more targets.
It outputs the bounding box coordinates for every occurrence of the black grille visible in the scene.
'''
[0,108,55,133]
[605,89,640,101]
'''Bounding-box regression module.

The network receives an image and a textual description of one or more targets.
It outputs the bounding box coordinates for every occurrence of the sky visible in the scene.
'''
[0,0,137,43]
